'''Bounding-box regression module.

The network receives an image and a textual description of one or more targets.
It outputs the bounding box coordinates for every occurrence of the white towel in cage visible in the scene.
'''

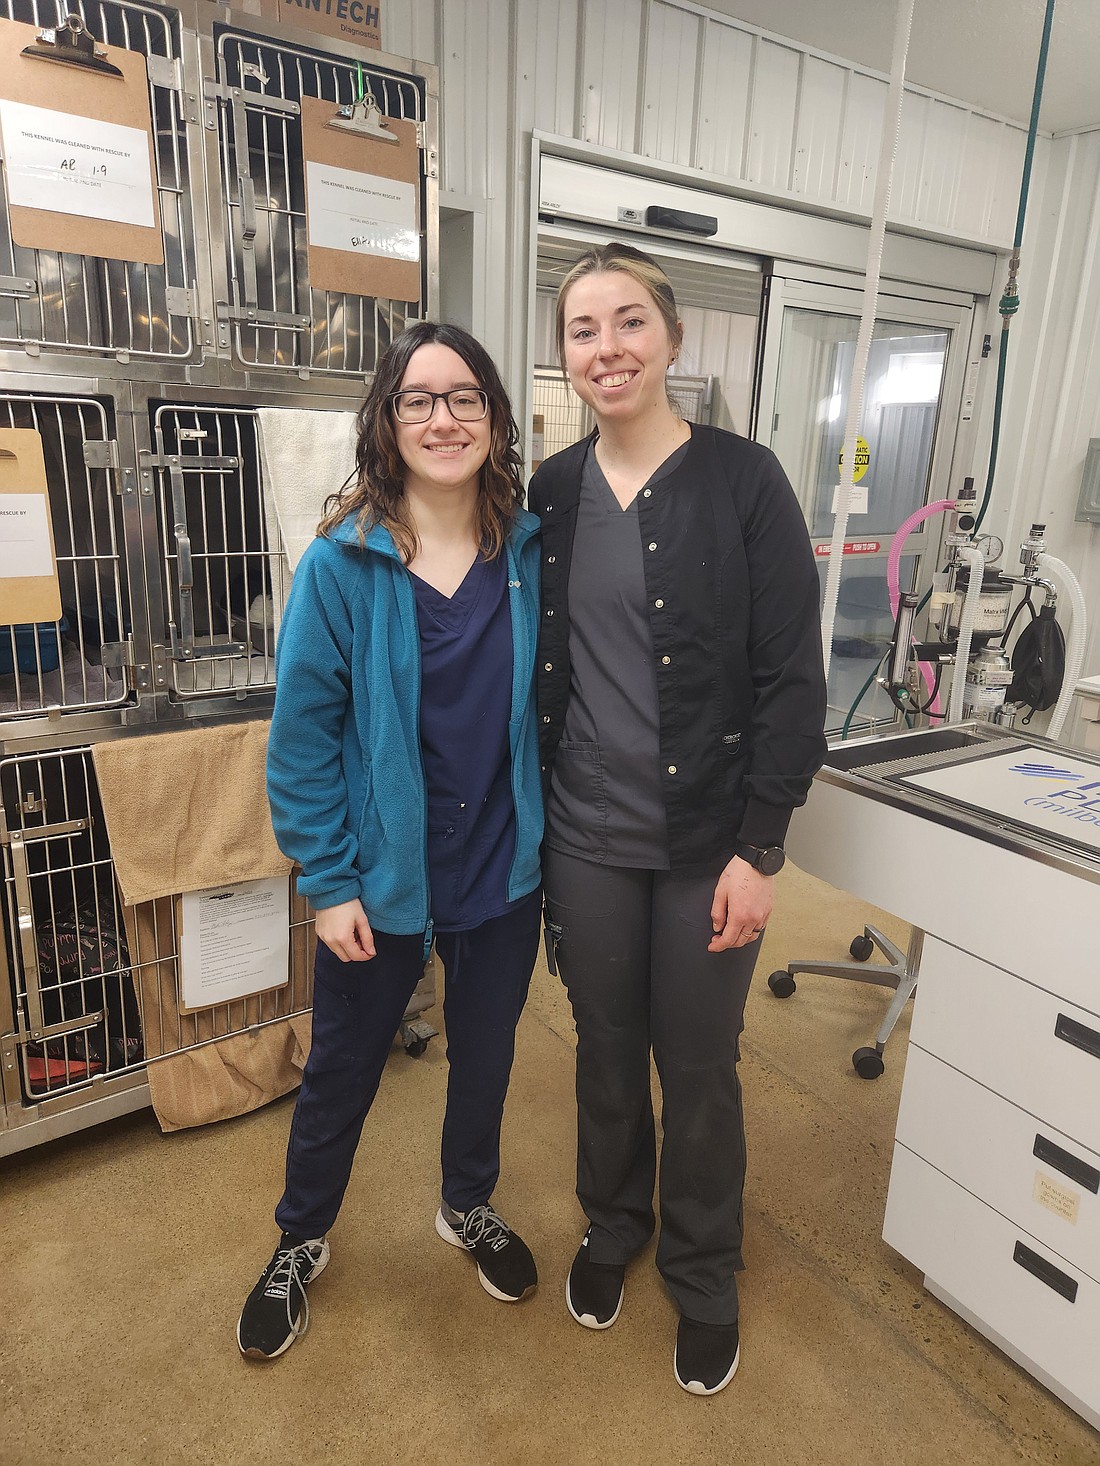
[256,407,358,635]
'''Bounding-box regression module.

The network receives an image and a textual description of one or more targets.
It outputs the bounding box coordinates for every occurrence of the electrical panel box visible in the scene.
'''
[1075,438,1100,524]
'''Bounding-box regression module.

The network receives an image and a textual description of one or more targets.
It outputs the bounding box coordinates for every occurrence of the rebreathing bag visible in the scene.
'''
[1007,603,1065,721]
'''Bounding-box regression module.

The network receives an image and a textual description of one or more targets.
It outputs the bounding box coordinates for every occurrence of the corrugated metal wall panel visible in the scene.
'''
[641,2,702,165]
[836,71,884,214]
[382,0,439,66]
[793,56,846,202]
[414,1,1026,264]
[984,132,1100,686]
[524,0,582,137]
[917,97,967,229]
[893,90,931,228]
[580,0,644,152]
[745,38,800,191]
[696,19,754,179]
[954,112,1000,239]
[436,0,500,198]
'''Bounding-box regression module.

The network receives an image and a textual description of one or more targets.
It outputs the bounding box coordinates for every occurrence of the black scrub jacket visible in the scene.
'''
[528,424,829,867]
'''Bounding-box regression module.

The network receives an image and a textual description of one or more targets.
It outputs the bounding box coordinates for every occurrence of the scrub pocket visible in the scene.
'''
[546,739,607,862]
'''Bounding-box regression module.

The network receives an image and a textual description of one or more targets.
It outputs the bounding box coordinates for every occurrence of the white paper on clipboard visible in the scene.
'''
[0,493,54,579]
[305,160,418,261]
[0,98,156,227]
[179,876,290,1011]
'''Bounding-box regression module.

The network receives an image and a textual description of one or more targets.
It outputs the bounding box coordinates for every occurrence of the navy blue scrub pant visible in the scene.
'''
[544,852,758,1327]
[275,890,541,1242]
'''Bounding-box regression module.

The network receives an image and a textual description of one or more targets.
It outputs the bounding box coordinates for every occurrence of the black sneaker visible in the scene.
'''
[674,1316,740,1395]
[435,1203,537,1302]
[237,1234,330,1360]
[565,1230,625,1329]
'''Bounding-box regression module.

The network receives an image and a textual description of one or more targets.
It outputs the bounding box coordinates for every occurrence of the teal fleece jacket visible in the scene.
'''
[266,509,544,936]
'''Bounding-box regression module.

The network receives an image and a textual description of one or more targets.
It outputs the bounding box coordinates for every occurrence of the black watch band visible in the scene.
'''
[734,842,786,876]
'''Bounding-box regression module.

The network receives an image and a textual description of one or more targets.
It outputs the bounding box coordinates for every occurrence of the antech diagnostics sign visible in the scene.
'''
[262,0,381,48]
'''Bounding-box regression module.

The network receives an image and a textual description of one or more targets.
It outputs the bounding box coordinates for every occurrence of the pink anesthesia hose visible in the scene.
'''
[887,499,957,717]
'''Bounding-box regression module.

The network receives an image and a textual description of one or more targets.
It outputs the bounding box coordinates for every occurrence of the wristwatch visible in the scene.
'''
[734,841,786,876]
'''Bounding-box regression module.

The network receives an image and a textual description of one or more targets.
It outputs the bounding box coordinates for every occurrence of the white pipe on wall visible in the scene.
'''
[819,0,916,683]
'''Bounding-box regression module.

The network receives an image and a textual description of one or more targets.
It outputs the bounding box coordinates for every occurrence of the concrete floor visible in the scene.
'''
[3,864,1098,1466]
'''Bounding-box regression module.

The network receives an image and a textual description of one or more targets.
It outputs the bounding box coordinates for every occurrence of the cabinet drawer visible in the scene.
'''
[896,1047,1100,1283]
[910,937,1100,1153]
[884,1145,1100,1417]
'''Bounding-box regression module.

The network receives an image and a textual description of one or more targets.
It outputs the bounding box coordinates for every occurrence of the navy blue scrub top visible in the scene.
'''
[412,552,517,933]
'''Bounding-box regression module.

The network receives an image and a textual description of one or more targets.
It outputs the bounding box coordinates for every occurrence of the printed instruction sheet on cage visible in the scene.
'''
[305,160,418,261]
[0,99,156,227]
[179,876,289,1010]
[0,493,53,580]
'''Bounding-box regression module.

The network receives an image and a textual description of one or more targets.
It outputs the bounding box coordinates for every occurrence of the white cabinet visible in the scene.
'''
[885,1146,1100,1423]
[786,725,1100,1432]
[885,933,1100,1430]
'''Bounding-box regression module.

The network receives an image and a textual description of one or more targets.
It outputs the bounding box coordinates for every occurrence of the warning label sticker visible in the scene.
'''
[839,436,871,483]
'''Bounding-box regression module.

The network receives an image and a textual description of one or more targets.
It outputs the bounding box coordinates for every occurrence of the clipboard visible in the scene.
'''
[300,93,420,303]
[0,16,163,266]
[0,428,62,626]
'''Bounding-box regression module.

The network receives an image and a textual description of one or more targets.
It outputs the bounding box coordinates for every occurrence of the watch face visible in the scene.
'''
[758,847,785,876]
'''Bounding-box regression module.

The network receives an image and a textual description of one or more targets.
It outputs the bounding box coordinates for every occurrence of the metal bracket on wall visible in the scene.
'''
[82,440,120,471]
[0,276,37,298]
[145,53,180,91]
[101,637,151,692]
[215,302,311,330]
[165,286,195,320]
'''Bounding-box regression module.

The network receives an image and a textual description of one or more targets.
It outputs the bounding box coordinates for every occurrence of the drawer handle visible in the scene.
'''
[1012,1241,1078,1304]
[1054,1012,1100,1061]
[1033,1134,1100,1194]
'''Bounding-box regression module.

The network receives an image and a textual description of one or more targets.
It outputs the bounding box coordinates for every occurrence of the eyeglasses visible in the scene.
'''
[390,388,489,424]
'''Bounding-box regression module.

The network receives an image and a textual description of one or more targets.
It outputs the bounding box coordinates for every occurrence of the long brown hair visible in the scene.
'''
[318,321,525,562]
[554,243,683,373]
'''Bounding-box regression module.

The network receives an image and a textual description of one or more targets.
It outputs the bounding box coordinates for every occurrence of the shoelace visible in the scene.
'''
[459,1204,510,1253]
[263,1243,318,1326]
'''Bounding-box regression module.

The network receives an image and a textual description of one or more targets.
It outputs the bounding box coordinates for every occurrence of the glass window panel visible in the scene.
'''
[772,310,948,538]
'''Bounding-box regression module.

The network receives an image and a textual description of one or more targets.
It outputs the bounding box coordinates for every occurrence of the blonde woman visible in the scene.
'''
[530,245,826,1394]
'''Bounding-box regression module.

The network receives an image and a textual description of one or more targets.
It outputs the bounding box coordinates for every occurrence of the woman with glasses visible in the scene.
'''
[237,322,544,1361]
[530,246,826,1395]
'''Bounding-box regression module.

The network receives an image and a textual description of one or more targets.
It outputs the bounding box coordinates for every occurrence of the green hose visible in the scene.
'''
[975,0,1056,533]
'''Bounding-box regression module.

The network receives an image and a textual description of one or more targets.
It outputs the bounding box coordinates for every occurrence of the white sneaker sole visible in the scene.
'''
[674,1340,740,1396]
[565,1272,624,1330]
[434,1208,534,1303]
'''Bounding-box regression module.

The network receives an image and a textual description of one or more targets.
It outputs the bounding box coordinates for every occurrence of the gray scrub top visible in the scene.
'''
[545,438,690,868]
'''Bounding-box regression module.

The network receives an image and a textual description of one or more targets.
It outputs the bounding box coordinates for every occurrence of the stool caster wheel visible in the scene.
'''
[400,1018,437,1058]
[849,934,874,961]
[853,1046,885,1080]
[768,970,797,999]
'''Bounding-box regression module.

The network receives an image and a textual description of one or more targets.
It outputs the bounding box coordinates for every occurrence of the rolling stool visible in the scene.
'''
[768,926,924,1079]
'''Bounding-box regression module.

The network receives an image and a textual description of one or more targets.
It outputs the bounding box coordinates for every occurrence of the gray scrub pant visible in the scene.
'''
[543,848,759,1325]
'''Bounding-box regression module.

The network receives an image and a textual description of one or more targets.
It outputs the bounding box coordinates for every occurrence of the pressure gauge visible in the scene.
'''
[974,534,1005,566]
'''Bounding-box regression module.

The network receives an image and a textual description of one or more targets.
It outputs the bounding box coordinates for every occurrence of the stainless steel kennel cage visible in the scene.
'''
[0,0,440,1153]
